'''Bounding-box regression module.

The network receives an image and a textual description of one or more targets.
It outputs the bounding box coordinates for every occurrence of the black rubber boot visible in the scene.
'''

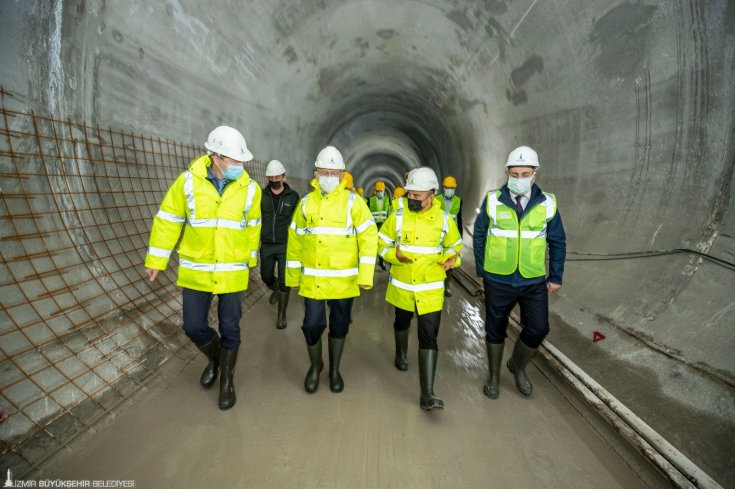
[328,336,345,393]
[394,329,409,371]
[268,284,278,305]
[197,332,220,388]
[304,339,323,393]
[419,349,444,411]
[276,290,290,329]
[483,342,504,399]
[507,339,538,396]
[218,348,239,410]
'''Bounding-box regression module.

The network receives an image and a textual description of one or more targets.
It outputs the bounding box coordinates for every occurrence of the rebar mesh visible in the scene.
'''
[0,86,303,477]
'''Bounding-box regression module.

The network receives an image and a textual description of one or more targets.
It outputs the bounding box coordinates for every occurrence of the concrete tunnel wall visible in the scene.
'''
[0,0,734,482]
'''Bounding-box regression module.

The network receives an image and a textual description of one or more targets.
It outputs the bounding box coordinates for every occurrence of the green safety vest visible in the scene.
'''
[483,190,557,278]
[439,194,461,221]
[369,195,391,223]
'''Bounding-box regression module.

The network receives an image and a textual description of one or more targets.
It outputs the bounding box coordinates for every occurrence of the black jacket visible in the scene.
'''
[260,182,300,244]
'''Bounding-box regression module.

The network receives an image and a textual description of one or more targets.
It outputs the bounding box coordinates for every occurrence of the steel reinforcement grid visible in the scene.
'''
[0,86,306,477]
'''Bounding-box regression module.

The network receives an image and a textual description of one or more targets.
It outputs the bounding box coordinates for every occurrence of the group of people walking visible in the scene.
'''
[144,125,566,412]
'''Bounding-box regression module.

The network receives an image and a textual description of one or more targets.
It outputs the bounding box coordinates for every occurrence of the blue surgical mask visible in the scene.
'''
[444,188,455,198]
[508,177,533,196]
[377,191,384,199]
[319,175,340,193]
[223,165,244,180]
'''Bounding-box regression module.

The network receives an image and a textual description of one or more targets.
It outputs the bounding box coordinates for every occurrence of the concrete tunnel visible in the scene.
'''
[0,0,733,487]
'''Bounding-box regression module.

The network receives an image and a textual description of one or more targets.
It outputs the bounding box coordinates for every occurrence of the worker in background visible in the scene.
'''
[144,126,261,410]
[473,146,566,400]
[378,167,462,411]
[392,186,406,212]
[369,180,392,270]
[343,171,356,193]
[438,176,463,297]
[356,186,366,202]
[260,160,300,329]
[286,146,378,394]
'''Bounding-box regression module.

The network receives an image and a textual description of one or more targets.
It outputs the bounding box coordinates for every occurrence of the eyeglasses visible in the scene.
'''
[315,170,341,177]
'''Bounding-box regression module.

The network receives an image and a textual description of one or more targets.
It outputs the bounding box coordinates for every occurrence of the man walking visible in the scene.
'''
[260,159,299,329]
[473,146,566,399]
[379,168,462,410]
[286,146,378,394]
[145,126,261,410]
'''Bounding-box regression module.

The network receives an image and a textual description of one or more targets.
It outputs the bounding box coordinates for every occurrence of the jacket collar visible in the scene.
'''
[310,178,348,197]
[263,181,293,196]
[189,154,250,187]
[499,184,544,209]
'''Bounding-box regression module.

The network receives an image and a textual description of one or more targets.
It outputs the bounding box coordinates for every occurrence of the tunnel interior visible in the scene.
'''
[0,0,734,485]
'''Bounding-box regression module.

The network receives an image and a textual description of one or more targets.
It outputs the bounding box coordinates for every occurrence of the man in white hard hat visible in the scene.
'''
[378,167,462,411]
[260,160,300,329]
[286,146,377,394]
[144,126,262,410]
[473,146,566,400]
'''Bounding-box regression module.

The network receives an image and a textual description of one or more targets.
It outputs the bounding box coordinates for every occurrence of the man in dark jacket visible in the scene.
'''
[260,160,300,328]
[473,146,566,400]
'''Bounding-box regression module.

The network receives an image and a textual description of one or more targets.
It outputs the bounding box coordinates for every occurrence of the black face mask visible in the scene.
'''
[407,198,424,212]
[269,181,283,190]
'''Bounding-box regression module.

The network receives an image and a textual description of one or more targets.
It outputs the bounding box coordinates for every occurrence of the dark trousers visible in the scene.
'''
[394,307,442,350]
[260,242,288,291]
[483,279,549,349]
[182,288,243,350]
[302,298,354,346]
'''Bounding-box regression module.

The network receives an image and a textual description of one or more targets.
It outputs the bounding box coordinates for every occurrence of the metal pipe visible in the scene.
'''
[457,263,722,488]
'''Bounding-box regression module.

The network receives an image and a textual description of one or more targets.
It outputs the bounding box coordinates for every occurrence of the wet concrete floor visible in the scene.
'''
[45,269,670,488]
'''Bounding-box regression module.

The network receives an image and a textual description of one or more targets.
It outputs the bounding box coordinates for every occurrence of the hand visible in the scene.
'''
[292,286,299,292]
[547,282,561,293]
[146,268,160,282]
[359,285,370,290]
[441,254,458,271]
[395,246,413,263]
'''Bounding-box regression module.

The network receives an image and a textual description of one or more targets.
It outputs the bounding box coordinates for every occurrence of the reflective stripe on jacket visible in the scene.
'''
[369,195,392,223]
[145,154,262,294]
[379,198,462,315]
[483,189,556,278]
[286,179,378,299]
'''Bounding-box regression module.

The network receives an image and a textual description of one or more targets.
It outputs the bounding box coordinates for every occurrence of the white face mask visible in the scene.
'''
[444,188,455,198]
[319,175,340,193]
[508,176,533,196]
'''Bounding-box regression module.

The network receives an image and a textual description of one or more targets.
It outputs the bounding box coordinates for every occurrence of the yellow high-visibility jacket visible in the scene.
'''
[144,155,262,294]
[391,197,406,212]
[286,179,378,299]
[379,198,462,314]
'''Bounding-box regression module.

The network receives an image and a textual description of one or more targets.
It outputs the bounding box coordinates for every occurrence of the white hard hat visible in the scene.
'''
[204,126,253,162]
[505,146,539,168]
[314,146,345,170]
[266,160,286,176]
[404,167,439,192]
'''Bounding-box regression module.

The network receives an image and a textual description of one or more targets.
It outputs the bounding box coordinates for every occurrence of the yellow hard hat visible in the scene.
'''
[342,171,354,189]
[374,181,386,191]
[356,186,364,196]
[393,186,406,198]
[443,176,457,188]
